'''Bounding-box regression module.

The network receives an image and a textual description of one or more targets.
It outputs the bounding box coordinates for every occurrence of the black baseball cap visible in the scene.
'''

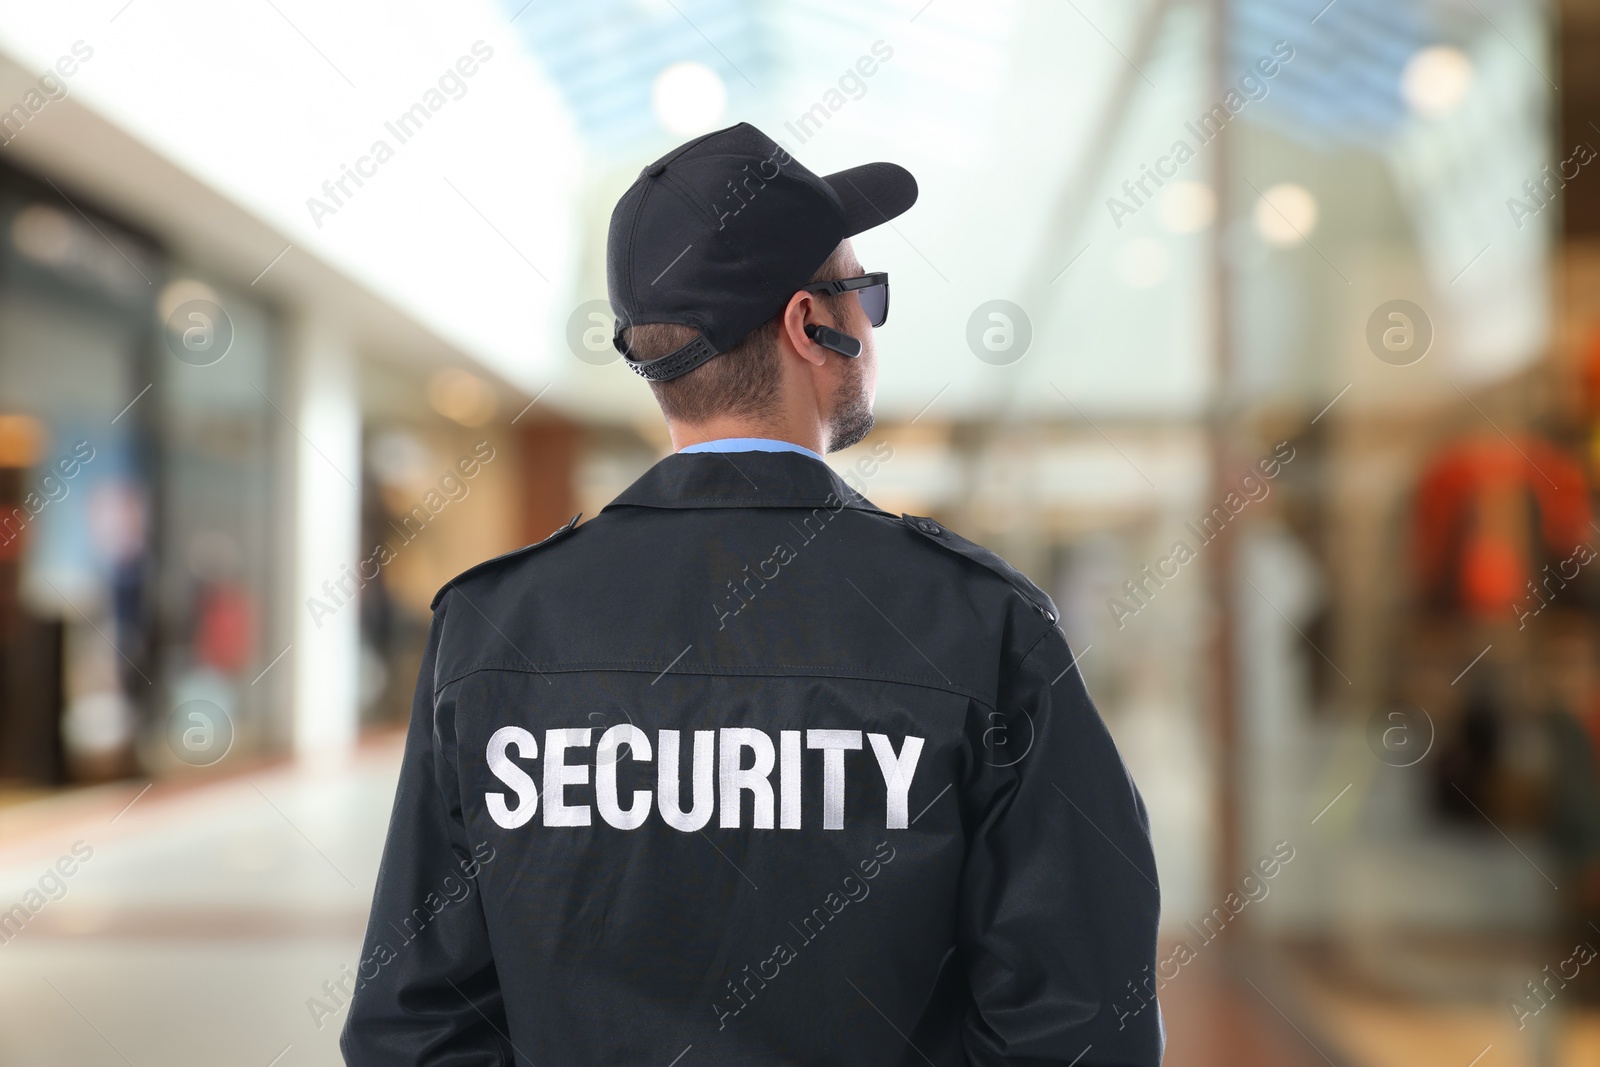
[606,122,917,382]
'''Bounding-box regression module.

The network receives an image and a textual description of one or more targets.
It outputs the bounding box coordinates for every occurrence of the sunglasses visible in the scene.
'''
[801,272,890,328]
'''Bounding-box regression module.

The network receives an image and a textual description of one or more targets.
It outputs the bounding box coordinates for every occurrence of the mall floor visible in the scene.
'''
[0,737,1596,1067]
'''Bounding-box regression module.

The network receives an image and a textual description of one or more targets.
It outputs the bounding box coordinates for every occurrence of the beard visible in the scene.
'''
[826,354,875,452]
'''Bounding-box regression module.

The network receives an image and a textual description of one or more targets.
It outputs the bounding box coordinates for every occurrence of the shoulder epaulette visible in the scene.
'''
[430,513,582,610]
[900,513,1058,624]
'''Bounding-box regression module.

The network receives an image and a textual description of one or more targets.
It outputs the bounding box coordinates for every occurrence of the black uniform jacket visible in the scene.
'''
[341,448,1163,1066]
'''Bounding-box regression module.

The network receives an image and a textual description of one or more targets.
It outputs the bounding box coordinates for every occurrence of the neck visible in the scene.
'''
[668,416,824,455]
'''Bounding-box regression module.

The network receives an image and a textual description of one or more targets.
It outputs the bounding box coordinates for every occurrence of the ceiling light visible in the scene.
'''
[1402,45,1473,119]
[1254,184,1318,247]
[427,368,496,427]
[1159,182,1215,234]
[652,62,727,136]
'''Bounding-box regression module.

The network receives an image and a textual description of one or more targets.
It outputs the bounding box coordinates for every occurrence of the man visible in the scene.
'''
[343,122,1162,1066]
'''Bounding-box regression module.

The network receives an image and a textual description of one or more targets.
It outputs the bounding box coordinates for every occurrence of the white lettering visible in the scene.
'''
[659,729,715,831]
[595,724,652,829]
[807,729,862,830]
[485,726,538,829]
[868,733,925,829]
[720,728,776,829]
[542,728,592,827]
[483,724,924,832]
[780,729,802,829]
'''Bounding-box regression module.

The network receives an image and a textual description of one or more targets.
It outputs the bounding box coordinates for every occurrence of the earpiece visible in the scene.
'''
[804,323,862,359]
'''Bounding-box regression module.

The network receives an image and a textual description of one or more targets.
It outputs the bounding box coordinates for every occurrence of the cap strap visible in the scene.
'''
[624,334,721,382]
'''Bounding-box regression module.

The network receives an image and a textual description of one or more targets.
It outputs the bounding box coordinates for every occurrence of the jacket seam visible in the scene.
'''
[623,181,647,314]
[433,661,994,711]
[956,622,1058,795]
[1006,622,1061,690]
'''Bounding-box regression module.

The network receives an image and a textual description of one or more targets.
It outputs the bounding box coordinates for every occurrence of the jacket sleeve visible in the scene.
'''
[959,623,1163,1067]
[341,598,513,1066]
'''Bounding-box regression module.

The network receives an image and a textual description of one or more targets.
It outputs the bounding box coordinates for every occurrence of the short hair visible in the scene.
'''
[623,243,854,425]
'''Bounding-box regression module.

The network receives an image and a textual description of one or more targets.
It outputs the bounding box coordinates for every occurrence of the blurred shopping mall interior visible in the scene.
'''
[3,0,1600,1063]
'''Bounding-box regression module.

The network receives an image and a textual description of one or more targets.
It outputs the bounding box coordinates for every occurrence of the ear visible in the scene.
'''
[779,288,831,369]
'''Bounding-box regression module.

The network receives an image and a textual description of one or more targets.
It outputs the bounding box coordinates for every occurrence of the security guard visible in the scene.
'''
[343,123,1162,1066]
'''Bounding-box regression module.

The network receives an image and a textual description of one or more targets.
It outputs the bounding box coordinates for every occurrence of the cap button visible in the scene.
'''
[645,162,668,178]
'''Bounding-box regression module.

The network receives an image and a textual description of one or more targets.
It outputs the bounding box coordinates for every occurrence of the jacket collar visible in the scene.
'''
[603,450,891,514]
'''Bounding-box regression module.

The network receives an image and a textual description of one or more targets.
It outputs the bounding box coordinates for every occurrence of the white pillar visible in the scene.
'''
[286,316,361,767]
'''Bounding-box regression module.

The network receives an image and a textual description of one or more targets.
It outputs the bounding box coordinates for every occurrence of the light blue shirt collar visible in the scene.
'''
[678,437,827,464]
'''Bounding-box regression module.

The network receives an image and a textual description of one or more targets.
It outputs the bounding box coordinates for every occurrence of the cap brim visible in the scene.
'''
[822,162,918,237]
